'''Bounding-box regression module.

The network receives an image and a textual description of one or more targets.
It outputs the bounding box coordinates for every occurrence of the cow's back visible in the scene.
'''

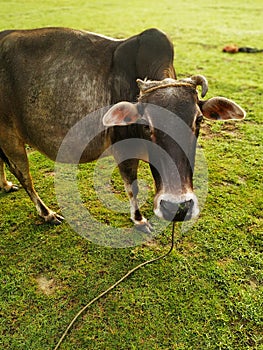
[0,27,175,161]
[0,28,121,156]
[0,27,119,115]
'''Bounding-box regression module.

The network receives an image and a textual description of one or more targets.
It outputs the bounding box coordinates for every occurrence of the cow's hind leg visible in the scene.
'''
[0,150,19,192]
[118,159,153,233]
[1,141,63,224]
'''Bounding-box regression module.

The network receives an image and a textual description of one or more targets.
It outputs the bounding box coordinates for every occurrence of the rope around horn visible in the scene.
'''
[139,82,194,96]
[54,221,177,350]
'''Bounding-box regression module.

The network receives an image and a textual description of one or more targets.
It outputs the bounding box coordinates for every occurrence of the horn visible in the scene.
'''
[136,78,148,92]
[189,75,208,98]
[136,78,162,94]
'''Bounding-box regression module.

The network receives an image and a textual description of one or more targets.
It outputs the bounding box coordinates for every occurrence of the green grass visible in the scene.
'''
[0,0,262,349]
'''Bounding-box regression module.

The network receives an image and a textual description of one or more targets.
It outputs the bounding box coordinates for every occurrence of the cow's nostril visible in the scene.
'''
[179,199,193,212]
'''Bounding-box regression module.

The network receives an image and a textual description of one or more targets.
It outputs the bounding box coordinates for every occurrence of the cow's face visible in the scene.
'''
[103,76,245,222]
[136,79,203,222]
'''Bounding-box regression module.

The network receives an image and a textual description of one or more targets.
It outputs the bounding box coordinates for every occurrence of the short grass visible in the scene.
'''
[0,0,262,349]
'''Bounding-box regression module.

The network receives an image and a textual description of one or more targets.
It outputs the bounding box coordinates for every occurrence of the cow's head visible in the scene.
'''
[103,76,245,222]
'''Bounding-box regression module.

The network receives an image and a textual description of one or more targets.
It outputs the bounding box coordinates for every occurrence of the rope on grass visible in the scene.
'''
[54,221,177,350]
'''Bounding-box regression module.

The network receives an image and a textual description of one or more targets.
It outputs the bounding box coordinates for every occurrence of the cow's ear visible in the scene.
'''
[200,97,246,121]
[103,102,141,126]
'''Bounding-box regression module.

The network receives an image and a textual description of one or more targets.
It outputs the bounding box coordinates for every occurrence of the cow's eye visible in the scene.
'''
[143,124,151,133]
[196,115,203,125]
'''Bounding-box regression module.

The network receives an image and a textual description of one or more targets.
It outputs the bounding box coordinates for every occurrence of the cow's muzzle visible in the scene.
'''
[160,199,193,221]
[154,193,199,222]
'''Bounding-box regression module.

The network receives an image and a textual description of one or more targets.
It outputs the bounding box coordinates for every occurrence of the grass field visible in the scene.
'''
[0,0,262,349]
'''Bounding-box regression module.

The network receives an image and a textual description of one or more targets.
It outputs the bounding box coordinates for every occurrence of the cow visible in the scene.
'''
[0,27,245,232]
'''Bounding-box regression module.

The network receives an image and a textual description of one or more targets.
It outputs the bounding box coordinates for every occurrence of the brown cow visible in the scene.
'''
[0,27,245,232]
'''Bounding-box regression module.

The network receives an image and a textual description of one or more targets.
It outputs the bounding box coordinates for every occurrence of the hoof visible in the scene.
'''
[7,185,19,192]
[134,218,153,234]
[2,182,19,193]
[45,212,65,225]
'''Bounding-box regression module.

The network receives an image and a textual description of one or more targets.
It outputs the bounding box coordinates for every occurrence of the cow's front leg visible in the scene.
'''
[118,159,153,233]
